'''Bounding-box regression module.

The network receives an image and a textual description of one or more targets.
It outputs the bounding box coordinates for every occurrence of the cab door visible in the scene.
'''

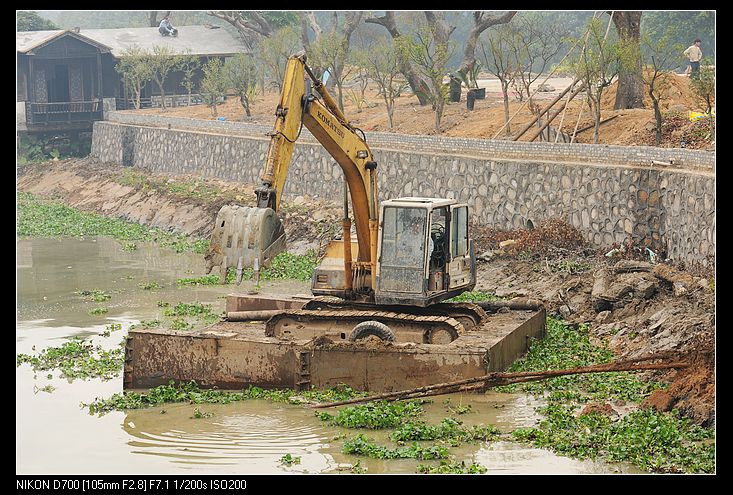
[447,204,473,289]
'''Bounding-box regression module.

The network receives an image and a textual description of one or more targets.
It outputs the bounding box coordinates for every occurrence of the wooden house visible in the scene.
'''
[17,25,248,133]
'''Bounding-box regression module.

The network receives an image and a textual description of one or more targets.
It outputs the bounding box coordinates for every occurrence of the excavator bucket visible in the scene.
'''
[204,205,286,283]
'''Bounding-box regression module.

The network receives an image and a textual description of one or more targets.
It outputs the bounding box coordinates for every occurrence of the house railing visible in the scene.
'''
[30,100,101,114]
[115,94,204,110]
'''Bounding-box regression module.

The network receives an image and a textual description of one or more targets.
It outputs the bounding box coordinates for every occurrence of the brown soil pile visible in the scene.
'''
[133,74,714,150]
[579,402,618,418]
[643,347,715,427]
[471,217,588,255]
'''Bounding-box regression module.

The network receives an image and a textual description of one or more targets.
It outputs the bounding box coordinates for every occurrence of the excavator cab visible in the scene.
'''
[374,198,476,307]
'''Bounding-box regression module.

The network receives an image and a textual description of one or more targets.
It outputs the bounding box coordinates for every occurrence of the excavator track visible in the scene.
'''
[264,308,466,344]
[301,297,489,332]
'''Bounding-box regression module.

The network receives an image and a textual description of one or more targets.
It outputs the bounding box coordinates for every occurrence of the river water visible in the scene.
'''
[17,237,640,474]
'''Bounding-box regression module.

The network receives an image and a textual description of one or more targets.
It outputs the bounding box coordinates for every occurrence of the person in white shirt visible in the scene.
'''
[159,16,177,37]
[683,39,703,78]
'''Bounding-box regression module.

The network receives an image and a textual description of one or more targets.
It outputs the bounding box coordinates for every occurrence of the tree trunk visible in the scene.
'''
[501,80,511,136]
[365,12,432,106]
[457,11,517,81]
[611,11,644,110]
[650,88,662,145]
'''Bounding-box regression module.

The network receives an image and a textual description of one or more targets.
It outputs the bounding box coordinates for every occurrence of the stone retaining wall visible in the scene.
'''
[91,118,715,266]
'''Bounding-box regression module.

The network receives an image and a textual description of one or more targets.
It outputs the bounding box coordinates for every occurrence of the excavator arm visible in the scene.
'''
[206,54,379,294]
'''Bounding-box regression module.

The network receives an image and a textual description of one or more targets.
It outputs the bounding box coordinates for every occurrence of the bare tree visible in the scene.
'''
[641,31,680,145]
[479,26,519,136]
[456,11,517,84]
[208,11,274,48]
[509,14,566,102]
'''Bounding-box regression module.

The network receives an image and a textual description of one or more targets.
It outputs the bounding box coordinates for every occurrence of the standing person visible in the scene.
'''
[683,39,703,78]
[159,15,177,37]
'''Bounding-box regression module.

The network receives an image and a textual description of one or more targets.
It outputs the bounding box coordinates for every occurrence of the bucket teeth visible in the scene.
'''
[206,205,286,276]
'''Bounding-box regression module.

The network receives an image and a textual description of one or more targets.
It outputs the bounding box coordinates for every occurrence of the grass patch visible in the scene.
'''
[17,192,208,254]
[17,337,124,381]
[446,290,501,303]
[115,169,226,202]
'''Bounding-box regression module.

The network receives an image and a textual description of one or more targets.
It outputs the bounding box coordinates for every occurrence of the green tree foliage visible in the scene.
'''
[690,58,715,114]
[200,58,229,118]
[563,18,635,143]
[352,39,408,128]
[399,21,455,132]
[257,26,301,91]
[176,52,201,105]
[115,47,153,109]
[307,30,354,112]
[148,45,180,109]
[226,54,259,117]
[17,11,57,31]
[640,31,683,145]
[641,11,716,62]
[479,24,519,136]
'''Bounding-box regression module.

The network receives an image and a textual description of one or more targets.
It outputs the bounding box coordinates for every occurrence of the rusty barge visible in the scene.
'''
[123,293,546,393]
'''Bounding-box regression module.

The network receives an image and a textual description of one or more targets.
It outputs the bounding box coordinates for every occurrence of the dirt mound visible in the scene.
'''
[579,402,618,418]
[643,348,715,427]
[602,72,705,113]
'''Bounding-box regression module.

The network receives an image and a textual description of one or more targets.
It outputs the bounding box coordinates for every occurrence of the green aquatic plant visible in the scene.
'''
[88,307,109,316]
[76,289,111,302]
[17,192,209,254]
[416,459,488,474]
[499,316,715,473]
[17,337,124,381]
[83,381,366,415]
[138,282,163,290]
[388,417,499,444]
[279,453,301,466]
[342,434,450,460]
[316,400,426,429]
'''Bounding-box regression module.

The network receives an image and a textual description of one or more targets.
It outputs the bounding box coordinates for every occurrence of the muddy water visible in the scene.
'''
[17,237,640,474]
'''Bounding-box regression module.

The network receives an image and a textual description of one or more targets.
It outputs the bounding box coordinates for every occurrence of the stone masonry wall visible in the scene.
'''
[91,118,715,267]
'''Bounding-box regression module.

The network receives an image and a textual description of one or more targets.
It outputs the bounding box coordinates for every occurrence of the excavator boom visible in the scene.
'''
[206,54,379,292]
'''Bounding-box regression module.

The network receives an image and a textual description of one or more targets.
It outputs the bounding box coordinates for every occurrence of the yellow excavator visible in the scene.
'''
[205,53,481,343]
